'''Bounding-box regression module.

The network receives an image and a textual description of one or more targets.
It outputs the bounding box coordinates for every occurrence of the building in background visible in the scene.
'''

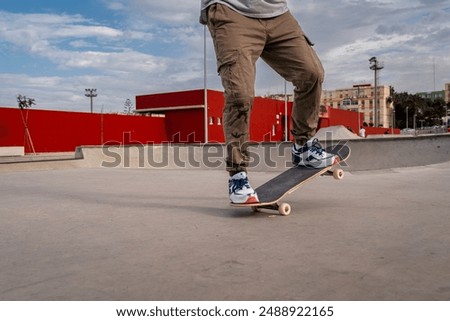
[416,90,445,101]
[321,84,394,128]
[136,89,293,143]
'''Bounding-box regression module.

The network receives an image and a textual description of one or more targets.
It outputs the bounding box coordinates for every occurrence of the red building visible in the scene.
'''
[136,89,293,143]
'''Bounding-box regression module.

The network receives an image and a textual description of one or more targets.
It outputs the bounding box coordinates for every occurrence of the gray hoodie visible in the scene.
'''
[199,0,288,24]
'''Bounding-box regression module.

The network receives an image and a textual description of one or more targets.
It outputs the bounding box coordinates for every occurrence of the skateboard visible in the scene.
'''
[231,144,351,215]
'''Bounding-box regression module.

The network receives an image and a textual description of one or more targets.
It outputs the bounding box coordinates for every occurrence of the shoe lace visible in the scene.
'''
[230,178,250,193]
[309,139,325,156]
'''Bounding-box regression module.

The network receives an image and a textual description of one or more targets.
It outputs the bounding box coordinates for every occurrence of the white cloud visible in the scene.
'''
[0,11,170,73]
[103,0,200,25]
[69,40,91,48]
[52,25,123,39]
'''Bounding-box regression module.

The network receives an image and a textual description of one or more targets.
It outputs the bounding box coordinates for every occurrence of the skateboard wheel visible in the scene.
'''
[333,169,344,180]
[278,203,291,216]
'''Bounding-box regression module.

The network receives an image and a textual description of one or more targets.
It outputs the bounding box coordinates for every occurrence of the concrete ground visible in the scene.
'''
[0,163,449,301]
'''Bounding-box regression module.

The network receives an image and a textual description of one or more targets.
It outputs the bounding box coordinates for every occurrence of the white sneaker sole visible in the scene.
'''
[230,193,259,204]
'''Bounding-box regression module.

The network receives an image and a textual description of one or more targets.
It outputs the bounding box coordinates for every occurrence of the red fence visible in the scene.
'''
[0,107,167,153]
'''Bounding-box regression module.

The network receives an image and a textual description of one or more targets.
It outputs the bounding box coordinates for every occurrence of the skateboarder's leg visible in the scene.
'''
[206,4,263,203]
[207,4,266,175]
[207,4,267,175]
[260,11,324,146]
[260,13,335,168]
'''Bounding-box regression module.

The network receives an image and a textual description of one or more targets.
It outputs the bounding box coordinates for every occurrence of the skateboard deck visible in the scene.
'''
[231,144,351,215]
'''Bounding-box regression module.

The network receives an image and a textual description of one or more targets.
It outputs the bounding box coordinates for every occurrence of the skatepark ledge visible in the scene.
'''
[0,133,449,172]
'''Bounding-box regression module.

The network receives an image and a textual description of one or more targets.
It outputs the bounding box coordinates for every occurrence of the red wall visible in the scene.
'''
[326,108,362,134]
[137,89,209,143]
[0,107,167,153]
[165,109,205,143]
[250,97,290,142]
[206,90,225,143]
[136,89,204,110]
[205,91,293,143]
[319,107,400,135]
[365,127,400,135]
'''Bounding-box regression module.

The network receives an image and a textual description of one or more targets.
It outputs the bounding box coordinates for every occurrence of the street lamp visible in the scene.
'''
[392,109,395,134]
[445,104,448,128]
[284,80,289,142]
[369,57,384,127]
[406,106,409,129]
[85,88,97,113]
[203,25,209,143]
[413,114,417,134]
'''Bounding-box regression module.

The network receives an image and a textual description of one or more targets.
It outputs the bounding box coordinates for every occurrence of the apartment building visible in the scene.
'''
[321,84,393,127]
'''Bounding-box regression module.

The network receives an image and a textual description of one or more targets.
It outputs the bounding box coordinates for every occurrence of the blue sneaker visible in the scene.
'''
[228,172,259,204]
[292,138,338,168]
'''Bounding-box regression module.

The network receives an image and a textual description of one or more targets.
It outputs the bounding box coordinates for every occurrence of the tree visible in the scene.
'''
[422,98,446,127]
[392,90,449,128]
[16,95,36,153]
[123,99,134,114]
[17,95,36,109]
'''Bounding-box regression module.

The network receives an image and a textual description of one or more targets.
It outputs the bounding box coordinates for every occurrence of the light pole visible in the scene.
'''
[406,106,409,129]
[445,104,448,128]
[392,109,395,134]
[357,105,361,132]
[284,80,289,142]
[85,88,97,113]
[203,25,209,143]
[369,57,384,127]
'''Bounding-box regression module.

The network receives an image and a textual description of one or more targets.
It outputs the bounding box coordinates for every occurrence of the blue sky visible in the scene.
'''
[0,0,449,112]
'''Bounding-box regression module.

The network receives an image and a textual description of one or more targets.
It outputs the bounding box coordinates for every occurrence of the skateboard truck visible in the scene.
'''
[251,203,292,216]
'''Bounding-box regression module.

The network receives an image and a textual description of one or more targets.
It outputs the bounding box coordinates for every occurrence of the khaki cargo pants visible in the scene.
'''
[206,4,324,175]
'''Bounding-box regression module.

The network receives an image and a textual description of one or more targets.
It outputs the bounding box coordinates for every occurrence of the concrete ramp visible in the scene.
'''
[0,146,24,157]
[314,125,361,141]
[342,134,450,171]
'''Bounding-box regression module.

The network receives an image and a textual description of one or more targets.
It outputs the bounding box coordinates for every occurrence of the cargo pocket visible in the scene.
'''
[303,34,324,82]
[217,49,241,97]
[303,34,315,47]
[217,49,239,75]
